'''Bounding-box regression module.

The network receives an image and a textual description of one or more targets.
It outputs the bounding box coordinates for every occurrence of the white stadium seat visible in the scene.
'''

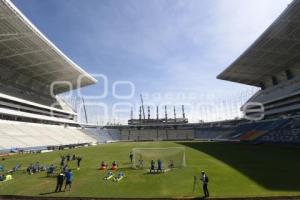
[0,120,97,151]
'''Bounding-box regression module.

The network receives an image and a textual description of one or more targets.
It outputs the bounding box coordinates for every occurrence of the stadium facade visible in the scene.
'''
[0,0,98,151]
[218,0,300,118]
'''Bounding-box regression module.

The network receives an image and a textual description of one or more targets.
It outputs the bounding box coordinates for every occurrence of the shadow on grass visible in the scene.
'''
[178,142,300,191]
[39,175,56,179]
[40,191,61,195]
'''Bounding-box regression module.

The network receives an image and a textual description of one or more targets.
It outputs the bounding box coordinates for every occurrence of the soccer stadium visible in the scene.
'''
[0,0,300,199]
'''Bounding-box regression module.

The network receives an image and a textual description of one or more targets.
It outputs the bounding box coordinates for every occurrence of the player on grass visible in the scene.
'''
[77,157,82,170]
[157,159,162,172]
[169,160,174,169]
[150,160,155,173]
[200,171,209,198]
[64,169,73,191]
[129,151,133,164]
[55,171,65,192]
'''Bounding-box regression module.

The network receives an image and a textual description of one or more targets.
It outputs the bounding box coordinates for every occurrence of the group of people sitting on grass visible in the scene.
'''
[0,164,22,182]
[0,173,12,182]
[100,160,118,170]
[104,171,125,182]
[46,164,56,176]
[26,162,59,176]
[26,162,46,174]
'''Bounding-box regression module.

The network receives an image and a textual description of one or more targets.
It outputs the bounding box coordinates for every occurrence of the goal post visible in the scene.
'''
[132,147,186,169]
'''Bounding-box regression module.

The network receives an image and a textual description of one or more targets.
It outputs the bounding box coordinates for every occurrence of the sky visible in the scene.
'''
[12,0,292,124]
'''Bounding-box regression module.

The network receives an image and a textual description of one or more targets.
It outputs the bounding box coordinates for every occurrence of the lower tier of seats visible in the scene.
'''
[0,120,97,151]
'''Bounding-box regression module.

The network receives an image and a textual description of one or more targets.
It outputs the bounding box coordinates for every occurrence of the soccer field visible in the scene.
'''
[0,141,300,198]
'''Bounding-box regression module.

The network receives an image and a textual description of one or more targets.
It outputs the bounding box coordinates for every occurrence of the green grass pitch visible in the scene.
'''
[0,141,300,198]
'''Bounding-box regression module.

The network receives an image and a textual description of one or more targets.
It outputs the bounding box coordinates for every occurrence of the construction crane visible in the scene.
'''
[165,105,168,122]
[147,106,150,120]
[140,94,146,120]
[82,97,88,124]
[174,106,176,122]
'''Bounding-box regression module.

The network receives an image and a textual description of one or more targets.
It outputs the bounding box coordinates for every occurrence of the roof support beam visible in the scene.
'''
[15,59,59,70]
[0,14,18,20]
[29,68,71,79]
[0,48,49,60]
[0,33,32,42]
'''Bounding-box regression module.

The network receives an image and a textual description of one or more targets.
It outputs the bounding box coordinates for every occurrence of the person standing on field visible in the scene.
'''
[64,169,73,191]
[129,151,133,164]
[200,171,209,198]
[77,157,82,170]
[55,171,65,192]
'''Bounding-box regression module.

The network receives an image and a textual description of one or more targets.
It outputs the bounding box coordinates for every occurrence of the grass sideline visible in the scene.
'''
[0,141,299,198]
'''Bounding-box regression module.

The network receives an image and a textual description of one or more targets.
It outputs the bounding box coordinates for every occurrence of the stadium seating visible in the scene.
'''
[166,130,194,140]
[120,130,130,141]
[258,118,300,144]
[0,120,97,151]
[106,129,122,140]
[118,129,194,141]
[157,129,167,140]
[82,128,121,143]
[248,77,300,104]
[0,84,58,107]
[225,118,291,142]
[194,127,233,140]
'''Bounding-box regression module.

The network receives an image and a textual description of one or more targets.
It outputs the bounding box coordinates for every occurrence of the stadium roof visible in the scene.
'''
[217,0,300,87]
[0,0,97,95]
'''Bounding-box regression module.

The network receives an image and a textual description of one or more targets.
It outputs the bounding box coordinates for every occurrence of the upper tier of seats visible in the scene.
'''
[248,77,300,105]
[0,82,58,107]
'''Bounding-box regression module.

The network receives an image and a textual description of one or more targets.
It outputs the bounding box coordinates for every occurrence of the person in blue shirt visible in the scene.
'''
[157,159,162,172]
[64,169,73,191]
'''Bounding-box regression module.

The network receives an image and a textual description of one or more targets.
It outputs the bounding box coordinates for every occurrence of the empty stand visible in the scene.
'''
[194,127,233,140]
[0,120,97,151]
[82,128,121,143]
[119,128,194,141]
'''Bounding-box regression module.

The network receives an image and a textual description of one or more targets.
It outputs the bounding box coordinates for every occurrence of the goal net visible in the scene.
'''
[132,147,186,169]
